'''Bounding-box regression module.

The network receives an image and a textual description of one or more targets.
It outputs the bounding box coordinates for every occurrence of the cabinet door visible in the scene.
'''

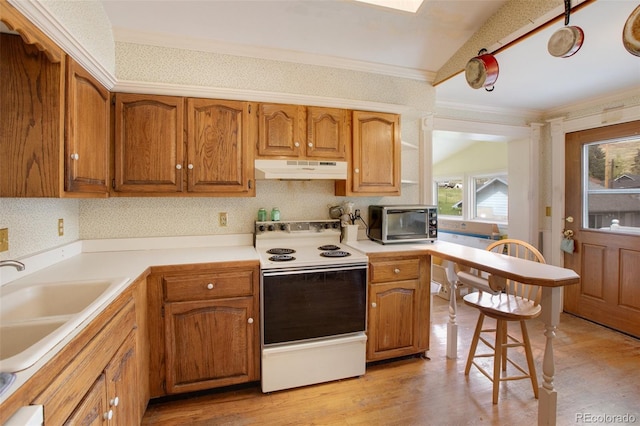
[0,33,63,197]
[164,297,257,394]
[104,331,139,426]
[367,280,421,361]
[186,99,254,194]
[64,374,108,426]
[65,57,109,195]
[306,107,348,159]
[338,110,400,196]
[114,93,184,193]
[256,103,305,157]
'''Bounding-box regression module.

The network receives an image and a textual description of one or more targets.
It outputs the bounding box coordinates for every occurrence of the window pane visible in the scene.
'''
[473,175,508,221]
[436,179,462,216]
[584,138,640,233]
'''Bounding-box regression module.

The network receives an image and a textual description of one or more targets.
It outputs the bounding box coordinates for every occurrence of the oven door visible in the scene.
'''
[261,263,367,346]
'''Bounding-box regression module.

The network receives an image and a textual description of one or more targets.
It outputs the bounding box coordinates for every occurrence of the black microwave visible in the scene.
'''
[368,205,438,244]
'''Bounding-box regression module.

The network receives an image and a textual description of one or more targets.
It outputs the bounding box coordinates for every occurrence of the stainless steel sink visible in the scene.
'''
[0,277,130,372]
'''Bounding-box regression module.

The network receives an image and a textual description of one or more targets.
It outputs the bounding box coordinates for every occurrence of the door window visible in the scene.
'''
[583,137,640,232]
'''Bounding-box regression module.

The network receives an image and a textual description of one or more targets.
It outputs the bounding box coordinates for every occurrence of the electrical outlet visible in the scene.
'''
[219,212,228,227]
[0,228,8,252]
[58,218,64,236]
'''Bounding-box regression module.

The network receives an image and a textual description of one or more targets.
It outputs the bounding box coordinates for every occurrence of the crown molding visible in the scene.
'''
[112,27,434,83]
[544,85,640,119]
[7,0,116,89]
[435,100,543,123]
[113,80,428,118]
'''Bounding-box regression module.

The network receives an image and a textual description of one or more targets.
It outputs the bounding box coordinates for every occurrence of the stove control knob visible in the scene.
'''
[324,223,331,229]
[280,223,287,231]
[267,224,275,231]
[258,225,266,232]
[332,222,340,229]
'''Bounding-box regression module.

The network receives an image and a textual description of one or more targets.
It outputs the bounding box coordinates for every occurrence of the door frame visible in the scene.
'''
[549,104,640,268]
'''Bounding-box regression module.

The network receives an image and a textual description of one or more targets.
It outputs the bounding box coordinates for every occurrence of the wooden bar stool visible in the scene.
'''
[456,239,545,404]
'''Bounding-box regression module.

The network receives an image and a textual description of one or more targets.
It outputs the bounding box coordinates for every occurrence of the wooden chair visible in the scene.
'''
[457,239,545,404]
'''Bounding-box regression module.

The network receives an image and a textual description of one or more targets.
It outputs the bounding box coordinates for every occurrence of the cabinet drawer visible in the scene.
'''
[369,258,420,283]
[164,271,254,302]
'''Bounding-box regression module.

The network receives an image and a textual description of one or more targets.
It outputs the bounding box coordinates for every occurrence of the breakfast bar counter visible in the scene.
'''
[347,239,580,426]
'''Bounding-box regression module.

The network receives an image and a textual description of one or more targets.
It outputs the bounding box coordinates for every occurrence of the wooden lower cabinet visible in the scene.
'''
[367,253,430,362]
[148,262,260,396]
[65,331,138,425]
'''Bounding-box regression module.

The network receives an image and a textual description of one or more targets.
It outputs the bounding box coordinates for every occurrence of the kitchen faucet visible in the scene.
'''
[0,260,25,271]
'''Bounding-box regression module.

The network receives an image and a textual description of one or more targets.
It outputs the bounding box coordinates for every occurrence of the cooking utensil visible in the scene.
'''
[623,4,640,57]
[548,0,584,58]
[465,48,499,91]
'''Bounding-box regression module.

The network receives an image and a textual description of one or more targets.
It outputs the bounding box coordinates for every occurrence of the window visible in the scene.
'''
[473,174,508,222]
[584,137,640,232]
[434,173,508,223]
[435,178,463,217]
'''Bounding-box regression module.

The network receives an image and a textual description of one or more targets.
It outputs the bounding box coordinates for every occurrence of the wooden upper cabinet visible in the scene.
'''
[256,103,347,160]
[113,93,185,193]
[306,106,348,159]
[65,57,109,195]
[257,103,305,158]
[186,99,255,195]
[0,33,63,197]
[336,110,401,196]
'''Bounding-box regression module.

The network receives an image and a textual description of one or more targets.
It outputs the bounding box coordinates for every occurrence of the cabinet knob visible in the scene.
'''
[187,163,194,170]
[354,168,360,174]
[294,142,300,147]
[207,283,214,290]
[104,410,113,420]
[394,268,400,274]
[371,302,377,308]
[110,396,119,407]
[308,142,313,147]
[176,164,182,170]
[70,153,79,160]
[248,317,254,324]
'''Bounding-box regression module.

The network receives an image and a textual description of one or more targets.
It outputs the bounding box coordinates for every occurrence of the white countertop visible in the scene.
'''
[0,234,259,404]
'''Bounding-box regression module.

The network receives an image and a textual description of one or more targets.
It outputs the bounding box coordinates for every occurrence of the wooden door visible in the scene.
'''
[306,106,347,159]
[340,111,400,196]
[64,374,108,426]
[368,280,421,361]
[563,121,640,337]
[105,331,139,426]
[256,103,305,158]
[164,297,256,394]
[65,57,109,195]
[114,93,184,193]
[186,99,254,194]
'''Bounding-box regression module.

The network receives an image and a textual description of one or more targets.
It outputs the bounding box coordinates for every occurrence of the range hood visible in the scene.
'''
[255,159,347,180]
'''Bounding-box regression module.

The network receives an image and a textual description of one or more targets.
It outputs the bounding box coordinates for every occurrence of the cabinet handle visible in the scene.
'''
[371,302,377,308]
[104,410,113,420]
[110,396,119,407]
[70,153,79,160]
[248,317,254,324]
[294,142,300,147]
[394,268,400,274]
[176,164,182,170]
[187,163,194,170]
[207,283,214,290]
[354,168,360,174]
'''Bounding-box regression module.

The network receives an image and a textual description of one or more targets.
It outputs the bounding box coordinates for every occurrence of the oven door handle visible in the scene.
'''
[261,263,368,277]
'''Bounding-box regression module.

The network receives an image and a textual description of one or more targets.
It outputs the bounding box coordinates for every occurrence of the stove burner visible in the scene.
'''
[320,251,351,258]
[269,255,296,262]
[267,248,296,255]
[318,245,340,251]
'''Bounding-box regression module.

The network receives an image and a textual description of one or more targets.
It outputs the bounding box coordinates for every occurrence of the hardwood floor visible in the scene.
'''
[142,296,640,425]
